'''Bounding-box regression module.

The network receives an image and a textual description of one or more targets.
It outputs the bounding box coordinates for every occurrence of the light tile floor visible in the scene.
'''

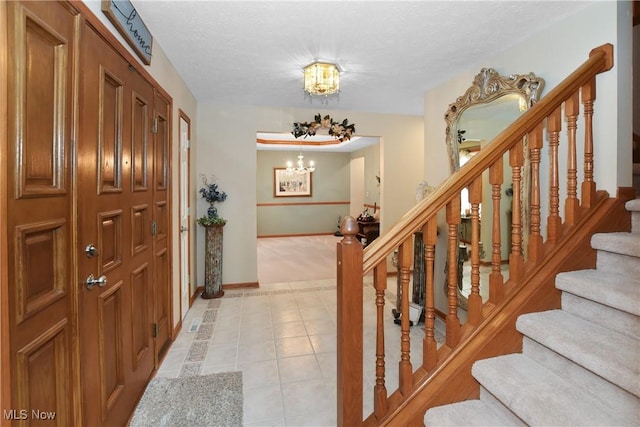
[155,277,445,426]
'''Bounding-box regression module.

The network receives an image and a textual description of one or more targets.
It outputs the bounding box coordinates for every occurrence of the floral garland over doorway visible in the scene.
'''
[292,113,356,142]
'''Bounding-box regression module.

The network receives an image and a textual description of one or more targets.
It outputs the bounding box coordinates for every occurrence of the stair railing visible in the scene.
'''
[336,43,614,427]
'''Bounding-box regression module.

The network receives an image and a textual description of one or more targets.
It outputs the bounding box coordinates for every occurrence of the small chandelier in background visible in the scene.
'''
[286,148,315,176]
[303,62,340,100]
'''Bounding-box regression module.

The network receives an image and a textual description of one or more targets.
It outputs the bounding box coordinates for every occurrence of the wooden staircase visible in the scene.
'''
[424,199,640,425]
[335,43,636,426]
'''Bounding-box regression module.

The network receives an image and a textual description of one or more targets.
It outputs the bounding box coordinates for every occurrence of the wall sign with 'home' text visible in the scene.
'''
[102,0,153,65]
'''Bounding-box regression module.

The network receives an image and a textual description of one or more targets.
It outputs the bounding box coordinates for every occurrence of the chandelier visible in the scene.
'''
[303,62,340,97]
[286,148,315,176]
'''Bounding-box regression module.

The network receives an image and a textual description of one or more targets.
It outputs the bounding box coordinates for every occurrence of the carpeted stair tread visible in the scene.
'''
[555,269,640,316]
[517,310,640,397]
[591,232,640,258]
[423,400,519,426]
[472,354,631,426]
[628,199,640,233]
[625,199,640,212]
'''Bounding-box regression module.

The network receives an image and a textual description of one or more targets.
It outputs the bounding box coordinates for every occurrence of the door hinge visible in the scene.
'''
[152,323,158,338]
[152,221,157,236]
[152,117,158,134]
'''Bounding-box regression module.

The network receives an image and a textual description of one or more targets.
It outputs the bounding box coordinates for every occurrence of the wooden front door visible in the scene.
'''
[4,1,78,424]
[4,2,173,424]
[77,21,157,427]
[152,91,172,363]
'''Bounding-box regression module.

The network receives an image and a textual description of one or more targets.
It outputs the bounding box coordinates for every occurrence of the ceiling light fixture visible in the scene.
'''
[303,62,340,98]
[286,145,315,176]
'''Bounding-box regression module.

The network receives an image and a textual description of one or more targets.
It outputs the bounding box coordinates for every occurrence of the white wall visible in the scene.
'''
[196,105,423,286]
[616,1,635,182]
[82,1,198,327]
[424,1,632,311]
[350,157,366,218]
[351,142,382,213]
[426,1,631,194]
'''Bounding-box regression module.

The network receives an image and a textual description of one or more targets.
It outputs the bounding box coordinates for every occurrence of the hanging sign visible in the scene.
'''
[102,0,153,65]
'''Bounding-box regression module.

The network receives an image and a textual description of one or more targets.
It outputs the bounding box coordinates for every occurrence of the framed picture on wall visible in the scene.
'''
[274,168,312,197]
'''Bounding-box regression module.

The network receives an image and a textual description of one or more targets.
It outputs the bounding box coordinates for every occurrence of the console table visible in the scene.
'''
[356,220,379,247]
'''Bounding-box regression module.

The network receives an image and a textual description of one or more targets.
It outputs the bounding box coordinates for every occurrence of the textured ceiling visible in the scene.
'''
[131,1,589,117]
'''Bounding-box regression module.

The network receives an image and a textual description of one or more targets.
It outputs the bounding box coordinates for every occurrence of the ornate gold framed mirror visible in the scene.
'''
[444,68,544,309]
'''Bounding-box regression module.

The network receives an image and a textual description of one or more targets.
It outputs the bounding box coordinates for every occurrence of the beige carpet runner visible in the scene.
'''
[130,371,243,426]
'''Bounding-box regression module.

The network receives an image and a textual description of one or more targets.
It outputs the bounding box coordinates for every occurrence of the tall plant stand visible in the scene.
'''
[202,224,224,299]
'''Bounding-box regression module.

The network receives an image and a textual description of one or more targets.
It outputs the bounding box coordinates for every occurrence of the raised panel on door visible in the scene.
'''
[132,92,149,192]
[16,6,69,198]
[16,319,70,426]
[130,262,150,368]
[98,71,124,193]
[98,210,123,274]
[14,220,66,324]
[155,201,168,240]
[97,282,125,417]
[78,21,156,427]
[154,247,169,354]
[131,204,149,255]
[5,1,77,424]
[154,112,168,191]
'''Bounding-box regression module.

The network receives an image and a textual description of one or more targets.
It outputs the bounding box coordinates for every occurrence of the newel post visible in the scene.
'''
[337,216,364,427]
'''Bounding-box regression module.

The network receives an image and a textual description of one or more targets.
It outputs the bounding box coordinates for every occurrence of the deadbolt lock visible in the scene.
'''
[85,244,98,258]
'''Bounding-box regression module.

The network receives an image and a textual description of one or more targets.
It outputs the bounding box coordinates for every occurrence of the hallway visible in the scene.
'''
[154,236,444,426]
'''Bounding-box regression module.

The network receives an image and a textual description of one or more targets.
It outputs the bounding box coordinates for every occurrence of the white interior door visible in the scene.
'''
[179,115,191,319]
[350,157,365,218]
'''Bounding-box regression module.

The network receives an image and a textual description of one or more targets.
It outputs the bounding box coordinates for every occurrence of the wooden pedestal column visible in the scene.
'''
[202,224,224,299]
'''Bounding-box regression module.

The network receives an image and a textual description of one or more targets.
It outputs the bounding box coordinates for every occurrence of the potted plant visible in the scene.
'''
[197,176,227,299]
[197,175,227,226]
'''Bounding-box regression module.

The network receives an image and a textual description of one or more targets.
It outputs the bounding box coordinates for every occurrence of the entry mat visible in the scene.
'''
[130,371,243,426]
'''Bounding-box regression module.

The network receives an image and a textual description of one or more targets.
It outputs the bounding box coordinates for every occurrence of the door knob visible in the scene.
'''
[85,244,98,257]
[180,226,188,232]
[86,274,107,290]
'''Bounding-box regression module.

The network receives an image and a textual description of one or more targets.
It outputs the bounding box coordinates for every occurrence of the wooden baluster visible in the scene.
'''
[547,106,563,243]
[468,177,482,325]
[422,218,438,371]
[489,157,504,304]
[446,197,461,347]
[565,91,580,225]
[581,77,596,208]
[398,237,413,396]
[336,217,363,427]
[528,123,544,264]
[373,262,387,420]
[509,139,524,283]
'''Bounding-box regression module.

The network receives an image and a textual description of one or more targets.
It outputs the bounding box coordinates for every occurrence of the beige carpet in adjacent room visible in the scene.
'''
[257,235,341,284]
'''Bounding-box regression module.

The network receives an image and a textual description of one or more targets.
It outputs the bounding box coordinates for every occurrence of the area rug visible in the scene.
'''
[130,372,242,426]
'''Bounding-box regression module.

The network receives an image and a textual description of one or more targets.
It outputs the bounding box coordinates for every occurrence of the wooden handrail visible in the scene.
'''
[338,43,616,427]
[362,43,613,274]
